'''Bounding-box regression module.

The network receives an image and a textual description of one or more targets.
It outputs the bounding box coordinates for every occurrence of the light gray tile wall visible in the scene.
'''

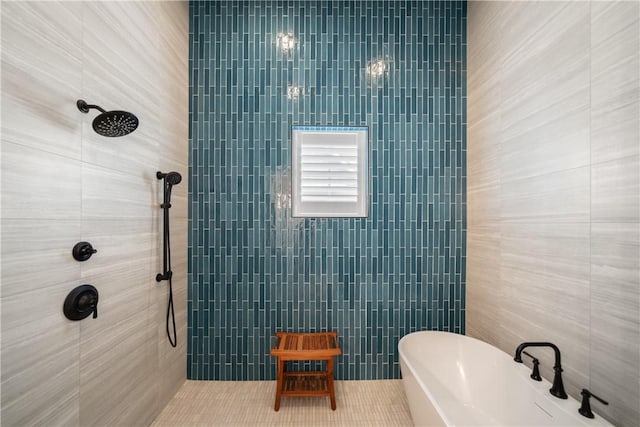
[1,2,188,426]
[468,2,640,426]
[589,3,640,426]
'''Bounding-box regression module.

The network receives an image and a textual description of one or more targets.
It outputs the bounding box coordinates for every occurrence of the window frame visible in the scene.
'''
[291,125,369,218]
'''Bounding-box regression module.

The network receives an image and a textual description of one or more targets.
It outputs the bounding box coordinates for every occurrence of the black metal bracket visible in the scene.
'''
[156,270,173,282]
[77,99,106,114]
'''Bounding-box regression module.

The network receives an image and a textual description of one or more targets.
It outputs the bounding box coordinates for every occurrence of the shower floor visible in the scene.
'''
[151,379,413,426]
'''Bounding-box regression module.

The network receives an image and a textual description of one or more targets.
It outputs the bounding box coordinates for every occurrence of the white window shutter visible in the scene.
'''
[292,126,368,217]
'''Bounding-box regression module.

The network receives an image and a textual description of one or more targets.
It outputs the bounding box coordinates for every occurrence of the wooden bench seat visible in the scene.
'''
[270,331,341,411]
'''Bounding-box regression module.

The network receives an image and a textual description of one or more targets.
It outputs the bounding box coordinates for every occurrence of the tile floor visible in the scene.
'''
[151,380,413,426]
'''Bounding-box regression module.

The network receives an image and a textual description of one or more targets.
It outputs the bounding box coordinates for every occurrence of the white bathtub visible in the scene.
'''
[398,331,611,426]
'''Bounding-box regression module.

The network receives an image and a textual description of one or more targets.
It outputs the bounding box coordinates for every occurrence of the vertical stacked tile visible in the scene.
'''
[188,1,467,380]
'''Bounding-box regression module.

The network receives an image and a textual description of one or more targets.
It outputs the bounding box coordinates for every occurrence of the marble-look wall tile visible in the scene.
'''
[153,0,189,409]
[590,222,640,427]
[81,3,162,114]
[1,2,188,426]
[465,226,501,347]
[80,3,164,176]
[1,142,82,220]
[500,109,590,182]
[81,131,161,178]
[0,2,82,160]
[467,114,501,191]
[81,164,155,220]
[588,4,640,426]
[591,97,640,164]
[468,2,639,426]
[592,155,640,223]
[499,222,590,397]
[591,2,640,47]
[80,220,155,276]
[467,185,501,226]
[79,303,158,427]
[0,284,80,427]
[499,2,570,61]
[500,6,590,138]
[499,167,590,223]
[591,8,639,164]
[1,219,80,297]
[157,282,188,410]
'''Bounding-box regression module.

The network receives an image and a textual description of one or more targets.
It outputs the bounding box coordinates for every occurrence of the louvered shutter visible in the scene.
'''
[292,126,368,217]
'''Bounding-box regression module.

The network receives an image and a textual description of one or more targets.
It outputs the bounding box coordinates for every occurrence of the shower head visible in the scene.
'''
[166,172,182,186]
[77,99,139,137]
[92,110,138,137]
[157,171,182,186]
[157,171,182,206]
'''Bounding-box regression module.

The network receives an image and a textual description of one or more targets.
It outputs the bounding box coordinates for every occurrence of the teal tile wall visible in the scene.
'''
[188,0,467,380]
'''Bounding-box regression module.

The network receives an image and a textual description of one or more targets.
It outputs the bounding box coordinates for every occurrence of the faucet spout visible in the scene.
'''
[514,342,568,399]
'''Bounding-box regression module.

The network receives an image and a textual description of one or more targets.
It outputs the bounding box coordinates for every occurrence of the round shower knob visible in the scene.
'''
[72,241,97,261]
[63,284,99,320]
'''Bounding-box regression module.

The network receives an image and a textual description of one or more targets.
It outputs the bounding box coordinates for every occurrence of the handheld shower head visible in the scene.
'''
[157,171,182,186]
[77,99,139,137]
[166,172,182,186]
[157,171,182,205]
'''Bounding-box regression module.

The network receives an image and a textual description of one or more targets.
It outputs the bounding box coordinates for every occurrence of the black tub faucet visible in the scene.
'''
[522,351,542,381]
[514,342,568,399]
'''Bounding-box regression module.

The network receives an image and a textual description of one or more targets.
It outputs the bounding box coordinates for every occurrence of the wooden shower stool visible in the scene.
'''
[270,331,342,411]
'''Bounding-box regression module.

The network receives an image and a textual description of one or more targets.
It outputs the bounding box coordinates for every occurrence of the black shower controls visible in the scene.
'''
[72,241,97,261]
[63,284,99,320]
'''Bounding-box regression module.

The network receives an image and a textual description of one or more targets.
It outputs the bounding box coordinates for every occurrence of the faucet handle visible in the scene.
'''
[579,389,609,419]
[522,351,542,381]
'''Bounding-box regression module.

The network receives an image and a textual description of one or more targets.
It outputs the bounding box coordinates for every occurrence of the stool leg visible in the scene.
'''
[327,358,336,410]
[274,359,284,411]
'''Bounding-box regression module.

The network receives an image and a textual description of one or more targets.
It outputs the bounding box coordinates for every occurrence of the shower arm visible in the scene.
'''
[77,100,107,114]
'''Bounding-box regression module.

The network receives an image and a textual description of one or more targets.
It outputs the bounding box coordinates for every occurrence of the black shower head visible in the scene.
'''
[157,171,182,206]
[92,110,138,137]
[77,99,139,137]
[157,171,182,186]
[166,172,182,186]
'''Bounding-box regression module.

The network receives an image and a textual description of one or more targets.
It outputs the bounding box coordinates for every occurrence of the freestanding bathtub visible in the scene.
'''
[398,331,611,426]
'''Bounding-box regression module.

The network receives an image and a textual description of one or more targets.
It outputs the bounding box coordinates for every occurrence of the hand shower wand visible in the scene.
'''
[156,171,182,347]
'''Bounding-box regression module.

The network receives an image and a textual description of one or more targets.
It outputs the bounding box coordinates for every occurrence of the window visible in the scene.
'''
[291,126,368,217]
